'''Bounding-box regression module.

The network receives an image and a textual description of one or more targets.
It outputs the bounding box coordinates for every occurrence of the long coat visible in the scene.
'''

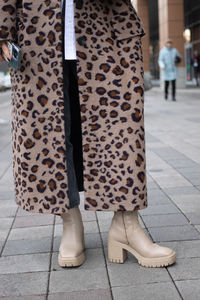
[0,0,148,215]
[158,46,181,81]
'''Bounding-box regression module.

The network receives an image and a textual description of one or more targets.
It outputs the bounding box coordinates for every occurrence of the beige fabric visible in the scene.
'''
[0,0,148,214]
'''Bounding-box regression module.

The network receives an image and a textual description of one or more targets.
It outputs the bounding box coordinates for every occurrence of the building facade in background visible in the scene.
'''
[133,0,200,88]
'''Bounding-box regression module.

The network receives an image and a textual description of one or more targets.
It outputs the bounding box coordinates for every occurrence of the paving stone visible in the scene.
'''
[107,260,171,287]
[0,272,48,297]
[0,200,18,209]
[0,191,15,200]
[0,253,50,274]
[0,296,46,300]
[112,282,181,300]
[184,212,200,225]
[187,177,200,186]
[176,165,200,171]
[167,257,200,281]
[175,279,200,300]
[147,189,173,205]
[147,195,172,206]
[0,165,11,180]
[8,225,53,241]
[48,289,112,300]
[146,133,160,143]
[17,208,39,217]
[96,211,114,220]
[0,184,14,193]
[49,268,109,293]
[164,186,200,196]
[0,206,17,218]
[153,175,192,189]
[51,248,105,271]
[53,233,101,252]
[148,188,170,199]
[141,213,189,228]
[13,214,54,228]
[139,204,180,216]
[148,225,200,242]
[167,158,198,169]
[147,181,160,189]
[157,240,200,258]
[149,169,180,179]
[152,147,186,160]
[194,225,200,233]
[80,210,97,222]
[178,172,200,183]
[0,228,10,242]
[97,218,112,232]
[177,169,200,178]
[0,241,4,253]
[196,185,200,191]
[169,195,200,213]
[0,217,13,230]
[2,238,52,256]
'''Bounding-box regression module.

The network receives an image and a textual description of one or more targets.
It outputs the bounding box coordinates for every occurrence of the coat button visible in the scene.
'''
[77,36,87,46]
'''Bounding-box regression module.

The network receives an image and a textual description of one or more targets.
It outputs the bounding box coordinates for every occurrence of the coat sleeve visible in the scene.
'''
[158,50,165,69]
[0,0,17,42]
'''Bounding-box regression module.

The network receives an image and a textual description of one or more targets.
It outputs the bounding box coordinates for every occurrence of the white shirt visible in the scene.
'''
[61,0,76,60]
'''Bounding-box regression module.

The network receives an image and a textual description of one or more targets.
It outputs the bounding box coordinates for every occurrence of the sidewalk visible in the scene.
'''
[0,87,200,300]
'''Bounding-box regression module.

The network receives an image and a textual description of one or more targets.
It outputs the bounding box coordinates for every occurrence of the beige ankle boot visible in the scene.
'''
[58,206,85,267]
[108,211,176,268]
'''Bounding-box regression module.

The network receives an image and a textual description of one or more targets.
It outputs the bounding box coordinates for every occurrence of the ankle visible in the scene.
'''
[61,205,80,218]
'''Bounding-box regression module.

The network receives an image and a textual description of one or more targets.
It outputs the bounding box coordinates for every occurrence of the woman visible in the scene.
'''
[0,0,176,268]
[158,39,182,101]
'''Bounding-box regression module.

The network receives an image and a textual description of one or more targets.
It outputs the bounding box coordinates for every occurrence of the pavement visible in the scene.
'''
[0,86,200,300]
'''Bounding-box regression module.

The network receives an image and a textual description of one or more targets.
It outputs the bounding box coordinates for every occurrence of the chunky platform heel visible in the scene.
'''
[108,240,127,263]
[58,206,85,268]
[108,211,176,268]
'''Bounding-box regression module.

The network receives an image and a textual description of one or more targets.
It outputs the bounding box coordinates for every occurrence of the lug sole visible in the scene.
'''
[58,251,85,267]
[108,240,176,268]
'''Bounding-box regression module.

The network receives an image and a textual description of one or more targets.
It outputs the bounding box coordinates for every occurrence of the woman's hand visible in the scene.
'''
[0,41,11,62]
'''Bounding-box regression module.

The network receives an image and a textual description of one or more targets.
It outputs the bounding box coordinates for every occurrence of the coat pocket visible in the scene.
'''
[110,16,145,41]
[110,0,145,41]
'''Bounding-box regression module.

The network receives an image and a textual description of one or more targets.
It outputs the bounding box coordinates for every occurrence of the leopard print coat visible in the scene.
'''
[0,0,148,214]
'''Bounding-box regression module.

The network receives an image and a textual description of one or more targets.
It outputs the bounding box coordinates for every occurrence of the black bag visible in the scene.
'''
[175,55,181,64]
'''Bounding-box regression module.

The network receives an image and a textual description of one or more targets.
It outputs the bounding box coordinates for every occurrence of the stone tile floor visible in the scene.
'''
[0,87,200,299]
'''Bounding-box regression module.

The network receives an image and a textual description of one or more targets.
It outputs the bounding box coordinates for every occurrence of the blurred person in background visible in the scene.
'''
[191,50,200,86]
[158,39,182,101]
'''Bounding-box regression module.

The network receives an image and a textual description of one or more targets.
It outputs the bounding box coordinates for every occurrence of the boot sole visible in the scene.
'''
[108,240,176,268]
[58,252,85,267]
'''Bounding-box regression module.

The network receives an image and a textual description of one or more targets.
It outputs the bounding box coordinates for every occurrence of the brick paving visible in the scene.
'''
[0,87,200,299]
